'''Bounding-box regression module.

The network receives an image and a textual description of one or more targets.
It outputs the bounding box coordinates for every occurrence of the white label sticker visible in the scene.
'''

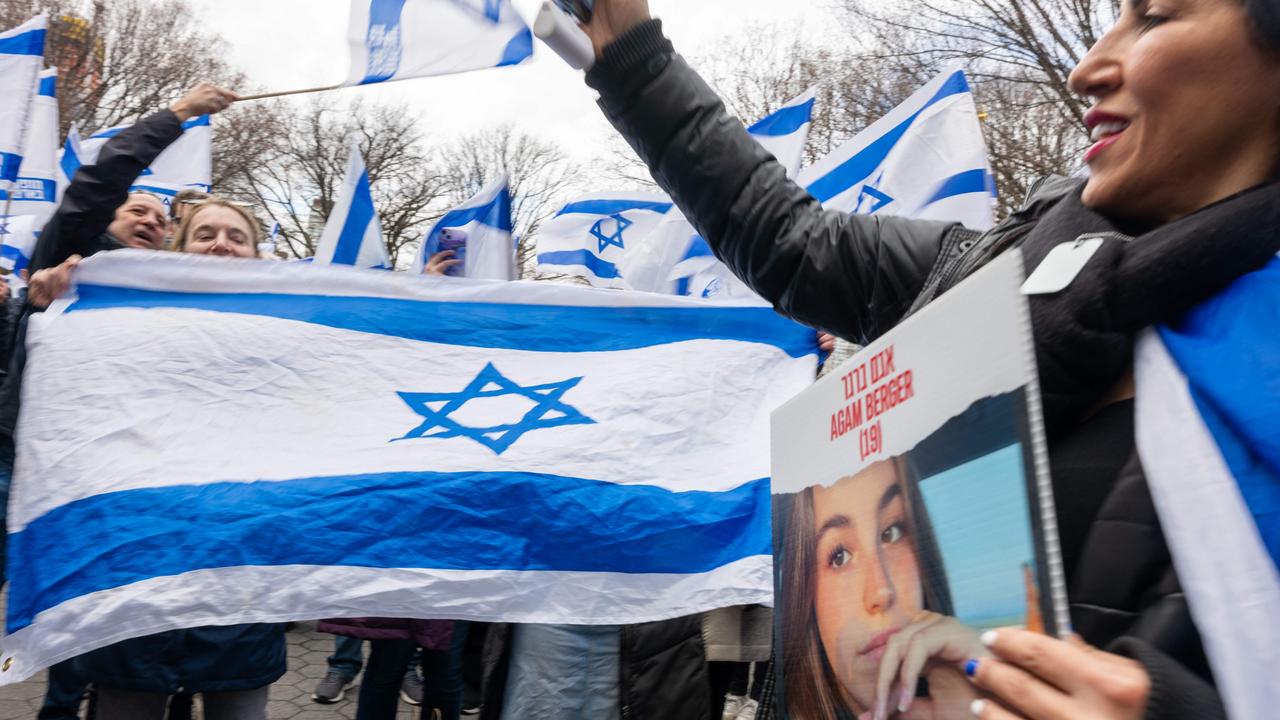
[1020,237,1105,295]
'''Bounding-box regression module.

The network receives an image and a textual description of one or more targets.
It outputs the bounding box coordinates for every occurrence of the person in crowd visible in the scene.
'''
[168,187,212,244]
[317,618,467,719]
[577,0,1280,718]
[15,82,238,720]
[26,196,288,720]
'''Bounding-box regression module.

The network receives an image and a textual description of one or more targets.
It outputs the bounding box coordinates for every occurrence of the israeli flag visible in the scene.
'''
[77,115,213,204]
[1135,255,1280,720]
[798,66,996,231]
[535,193,673,288]
[55,124,82,201]
[622,94,817,299]
[312,142,390,269]
[345,0,532,86]
[0,214,37,276]
[0,15,47,192]
[412,177,515,281]
[1,249,818,682]
[1,69,59,227]
[748,87,816,179]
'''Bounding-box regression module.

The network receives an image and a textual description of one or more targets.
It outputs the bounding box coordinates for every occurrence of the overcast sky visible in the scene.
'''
[194,0,841,166]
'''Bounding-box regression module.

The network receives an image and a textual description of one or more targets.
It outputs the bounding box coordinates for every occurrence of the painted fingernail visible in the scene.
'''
[897,685,913,713]
[964,658,980,677]
[874,697,887,720]
[970,699,986,716]
[980,630,998,648]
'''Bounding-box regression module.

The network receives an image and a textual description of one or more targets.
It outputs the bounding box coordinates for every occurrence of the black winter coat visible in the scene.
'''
[8,109,287,693]
[585,21,1224,720]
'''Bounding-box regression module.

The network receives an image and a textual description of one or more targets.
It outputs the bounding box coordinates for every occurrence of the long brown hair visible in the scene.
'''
[776,456,952,720]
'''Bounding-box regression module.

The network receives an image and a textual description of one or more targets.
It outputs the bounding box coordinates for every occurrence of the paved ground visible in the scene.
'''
[0,621,420,719]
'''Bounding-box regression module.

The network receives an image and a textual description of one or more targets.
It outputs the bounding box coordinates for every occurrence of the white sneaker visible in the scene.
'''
[736,698,760,720]
[722,694,747,720]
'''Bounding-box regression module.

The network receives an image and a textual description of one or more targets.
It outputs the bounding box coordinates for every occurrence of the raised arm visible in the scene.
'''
[583,12,958,343]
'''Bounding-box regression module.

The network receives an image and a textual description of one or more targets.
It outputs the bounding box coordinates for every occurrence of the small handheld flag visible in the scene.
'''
[1,68,59,228]
[313,141,390,269]
[535,193,673,288]
[0,15,47,193]
[413,177,514,280]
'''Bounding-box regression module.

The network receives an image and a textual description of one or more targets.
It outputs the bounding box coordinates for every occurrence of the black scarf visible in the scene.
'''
[1014,181,1280,435]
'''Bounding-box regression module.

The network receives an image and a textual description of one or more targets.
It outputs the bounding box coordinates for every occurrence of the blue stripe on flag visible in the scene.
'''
[182,115,210,130]
[921,169,991,208]
[537,249,623,280]
[0,152,21,184]
[68,284,819,358]
[0,28,45,55]
[6,471,771,632]
[1158,256,1280,567]
[682,236,714,261]
[748,97,816,137]
[555,199,674,217]
[59,141,80,181]
[498,27,534,67]
[805,70,970,204]
[37,73,55,97]
[0,245,30,274]
[332,172,377,266]
[360,0,408,85]
[0,177,56,203]
[424,187,512,256]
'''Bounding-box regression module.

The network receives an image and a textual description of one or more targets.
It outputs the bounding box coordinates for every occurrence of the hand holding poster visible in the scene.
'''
[770,252,1066,719]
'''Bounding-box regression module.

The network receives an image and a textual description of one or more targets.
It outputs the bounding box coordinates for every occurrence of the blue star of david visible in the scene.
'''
[394,362,596,455]
[590,213,632,253]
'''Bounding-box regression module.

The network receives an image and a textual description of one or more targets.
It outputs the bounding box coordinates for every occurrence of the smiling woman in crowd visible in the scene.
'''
[579,0,1280,718]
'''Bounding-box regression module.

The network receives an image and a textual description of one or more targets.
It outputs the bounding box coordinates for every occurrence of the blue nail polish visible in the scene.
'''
[964,658,979,677]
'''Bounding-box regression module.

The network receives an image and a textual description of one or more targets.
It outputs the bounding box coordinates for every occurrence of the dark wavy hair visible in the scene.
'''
[777,456,952,720]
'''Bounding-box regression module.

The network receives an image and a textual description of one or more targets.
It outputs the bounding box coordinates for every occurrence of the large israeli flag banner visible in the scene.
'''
[78,115,213,203]
[411,177,514,280]
[1135,256,1280,720]
[313,142,390,269]
[0,15,46,192]
[798,67,995,231]
[1,249,817,682]
[345,0,532,86]
[1,69,59,226]
[535,193,673,287]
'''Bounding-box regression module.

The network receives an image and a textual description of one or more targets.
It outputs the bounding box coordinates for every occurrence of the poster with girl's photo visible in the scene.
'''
[771,252,1067,720]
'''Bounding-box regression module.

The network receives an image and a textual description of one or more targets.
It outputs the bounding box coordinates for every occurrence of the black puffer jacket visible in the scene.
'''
[585,21,1224,719]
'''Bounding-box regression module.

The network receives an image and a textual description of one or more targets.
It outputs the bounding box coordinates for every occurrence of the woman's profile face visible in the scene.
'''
[183,206,257,259]
[1070,0,1280,225]
[811,461,923,711]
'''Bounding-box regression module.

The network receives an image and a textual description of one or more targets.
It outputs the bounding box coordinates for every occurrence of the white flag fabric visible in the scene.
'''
[0,15,46,192]
[1134,256,1280,720]
[78,115,213,205]
[312,142,390,269]
[0,214,37,275]
[345,0,532,86]
[535,192,673,287]
[1,69,58,227]
[799,67,995,231]
[54,124,82,202]
[2,249,818,682]
[412,177,515,280]
[747,87,816,179]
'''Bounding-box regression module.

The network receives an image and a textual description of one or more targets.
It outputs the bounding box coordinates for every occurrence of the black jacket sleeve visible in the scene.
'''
[1111,637,1226,720]
[586,21,956,343]
[29,109,185,273]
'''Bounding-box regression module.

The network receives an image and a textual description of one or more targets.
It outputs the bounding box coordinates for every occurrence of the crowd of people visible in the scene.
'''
[3,0,1277,717]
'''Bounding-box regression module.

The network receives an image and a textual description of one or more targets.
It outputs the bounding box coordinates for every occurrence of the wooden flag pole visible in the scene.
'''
[236,84,345,102]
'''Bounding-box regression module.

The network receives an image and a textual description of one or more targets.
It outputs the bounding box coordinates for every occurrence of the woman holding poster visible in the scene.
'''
[580,1,1280,718]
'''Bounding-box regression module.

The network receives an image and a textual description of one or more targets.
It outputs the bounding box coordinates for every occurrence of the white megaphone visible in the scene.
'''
[533,1,596,71]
